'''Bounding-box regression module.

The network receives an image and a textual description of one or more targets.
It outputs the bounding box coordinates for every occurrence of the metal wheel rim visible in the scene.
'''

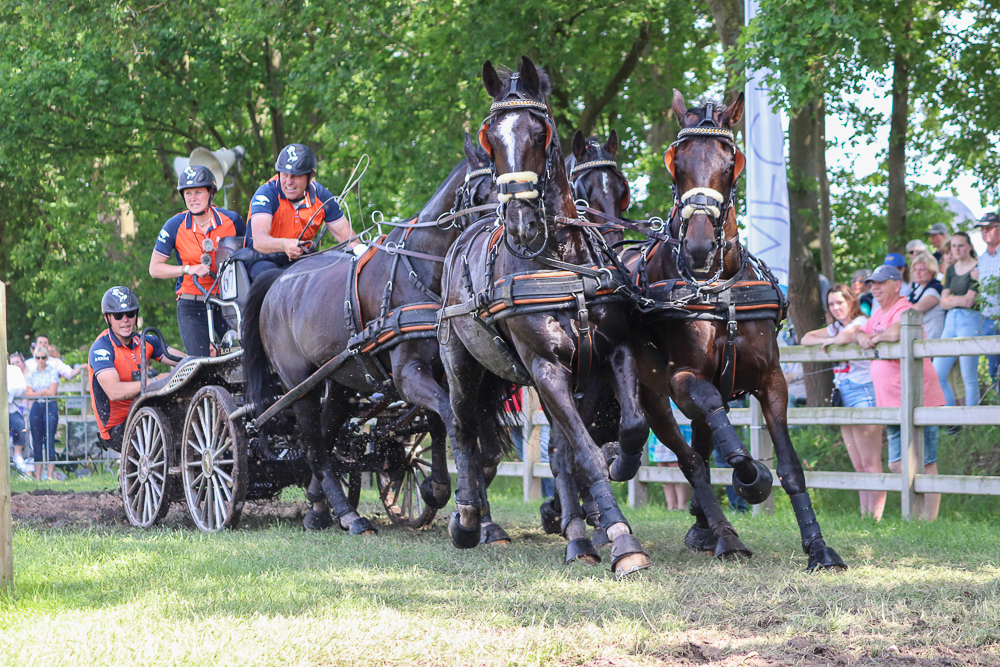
[378,434,436,528]
[121,408,170,528]
[181,387,245,532]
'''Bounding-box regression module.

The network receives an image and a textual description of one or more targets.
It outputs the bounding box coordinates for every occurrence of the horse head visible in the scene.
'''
[458,131,496,218]
[568,129,630,243]
[664,90,745,280]
[480,56,560,255]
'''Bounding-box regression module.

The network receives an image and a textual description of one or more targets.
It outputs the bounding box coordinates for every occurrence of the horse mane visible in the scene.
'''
[494,65,552,98]
[427,158,469,204]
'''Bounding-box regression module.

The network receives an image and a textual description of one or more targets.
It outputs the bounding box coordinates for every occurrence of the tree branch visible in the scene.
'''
[576,21,650,137]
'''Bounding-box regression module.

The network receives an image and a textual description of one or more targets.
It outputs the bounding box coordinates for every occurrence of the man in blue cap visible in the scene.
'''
[976,212,1000,385]
[883,252,910,297]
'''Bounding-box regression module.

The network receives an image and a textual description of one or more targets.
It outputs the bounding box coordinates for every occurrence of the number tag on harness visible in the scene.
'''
[220,263,238,301]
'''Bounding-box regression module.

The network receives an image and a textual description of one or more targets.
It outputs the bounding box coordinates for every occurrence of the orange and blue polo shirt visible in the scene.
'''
[88,329,166,439]
[154,207,246,297]
[244,176,344,249]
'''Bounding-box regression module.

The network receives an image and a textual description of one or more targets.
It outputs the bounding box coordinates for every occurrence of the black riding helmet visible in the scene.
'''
[274,143,317,176]
[176,165,218,195]
[101,286,140,315]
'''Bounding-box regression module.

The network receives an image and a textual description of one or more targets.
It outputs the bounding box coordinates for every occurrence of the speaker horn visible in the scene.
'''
[190,145,245,190]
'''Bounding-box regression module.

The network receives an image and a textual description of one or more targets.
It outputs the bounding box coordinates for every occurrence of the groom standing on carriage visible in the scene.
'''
[243,143,359,279]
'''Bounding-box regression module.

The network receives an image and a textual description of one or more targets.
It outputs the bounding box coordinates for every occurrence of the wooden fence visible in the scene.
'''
[470,309,1000,520]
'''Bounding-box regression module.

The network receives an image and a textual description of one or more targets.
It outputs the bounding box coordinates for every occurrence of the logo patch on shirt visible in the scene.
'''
[93,349,111,361]
[158,229,169,242]
[253,195,270,206]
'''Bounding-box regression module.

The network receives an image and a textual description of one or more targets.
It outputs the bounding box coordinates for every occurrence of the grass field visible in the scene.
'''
[3,481,1000,667]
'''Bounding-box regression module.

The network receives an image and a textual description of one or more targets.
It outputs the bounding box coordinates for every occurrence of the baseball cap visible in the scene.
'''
[927,223,950,235]
[850,268,871,283]
[865,265,903,283]
[975,212,1000,227]
[883,253,906,269]
[905,239,927,252]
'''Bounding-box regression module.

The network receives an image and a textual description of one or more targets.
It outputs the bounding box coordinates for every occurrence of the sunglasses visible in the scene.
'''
[111,310,139,321]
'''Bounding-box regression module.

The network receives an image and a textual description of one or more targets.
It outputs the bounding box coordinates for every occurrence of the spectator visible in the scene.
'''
[851,268,874,317]
[927,223,951,264]
[906,239,927,260]
[939,239,954,277]
[853,265,944,521]
[801,283,885,520]
[507,388,554,498]
[25,345,61,480]
[7,353,30,475]
[908,252,946,341]
[26,335,80,379]
[932,232,984,408]
[884,253,910,291]
[648,402,691,511]
[975,212,1000,388]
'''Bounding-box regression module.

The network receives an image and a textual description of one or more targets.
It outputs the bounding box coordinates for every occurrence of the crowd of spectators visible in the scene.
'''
[800,212,1000,521]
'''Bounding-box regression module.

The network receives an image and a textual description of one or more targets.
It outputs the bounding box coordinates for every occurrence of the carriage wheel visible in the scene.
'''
[377,433,437,529]
[181,386,248,532]
[121,406,173,528]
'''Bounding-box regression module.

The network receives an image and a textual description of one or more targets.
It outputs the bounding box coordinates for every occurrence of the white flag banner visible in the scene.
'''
[745,0,790,288]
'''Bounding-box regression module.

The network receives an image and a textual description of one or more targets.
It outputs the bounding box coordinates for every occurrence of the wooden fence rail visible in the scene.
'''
[472,310,1000,520]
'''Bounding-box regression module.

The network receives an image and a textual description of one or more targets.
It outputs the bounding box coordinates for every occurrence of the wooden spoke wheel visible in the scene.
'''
[181,386,248,532]
[121,406,173,528]
[377,432,437,529]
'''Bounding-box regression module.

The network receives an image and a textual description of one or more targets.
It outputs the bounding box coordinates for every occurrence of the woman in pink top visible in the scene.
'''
[853,265,944,521]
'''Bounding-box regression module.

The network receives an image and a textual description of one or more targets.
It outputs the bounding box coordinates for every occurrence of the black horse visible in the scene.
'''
[619,91,846,571]
[565,130,631,247]
[438,57,651,577]
[241,136,495,533]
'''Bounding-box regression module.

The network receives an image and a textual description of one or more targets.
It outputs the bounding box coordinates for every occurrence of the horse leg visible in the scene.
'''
[670,370,773,504]
[533,358,651,577]
[393,359,453,509]
[605,344,650,481]
[478,435,512,546]
[298,392,376,536]
[551,438,600,565]
[755,365,847,572]
[640,385,751,560]
[441,342,486,549]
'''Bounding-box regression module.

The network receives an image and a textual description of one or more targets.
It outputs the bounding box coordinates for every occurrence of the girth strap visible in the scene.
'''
[717,291,738,400]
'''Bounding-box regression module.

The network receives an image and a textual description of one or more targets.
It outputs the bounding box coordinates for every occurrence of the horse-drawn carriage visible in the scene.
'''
[118,243,439,533]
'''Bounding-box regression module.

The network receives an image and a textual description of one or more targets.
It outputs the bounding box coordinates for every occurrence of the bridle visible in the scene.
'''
[662,102,746,286]
[569,146,631,213]
[445,165,493,230]
[477,73,558,259]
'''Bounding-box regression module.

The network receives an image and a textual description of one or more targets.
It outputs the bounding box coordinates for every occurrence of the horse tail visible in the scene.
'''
[475,372,521,461]
[242,269,283,418]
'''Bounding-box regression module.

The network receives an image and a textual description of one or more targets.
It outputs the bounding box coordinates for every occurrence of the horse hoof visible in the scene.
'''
[348,517,378,536]
[592,526,611,549]
[481,522,512,546]
[807,546,848,573]
[609,450,643,482]
[684,524,718,553]
[303,508,334,531]
[539,499,562,535]
[601,441,621,467]
[419,477,451,510]
[610,534,652,578]
[733,460,773,505]
[565,537,601,565]
[714,532,752,561]
[449,511,481,549]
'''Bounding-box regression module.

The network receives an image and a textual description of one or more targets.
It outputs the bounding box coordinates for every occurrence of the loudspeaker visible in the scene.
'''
[189,146,246,189]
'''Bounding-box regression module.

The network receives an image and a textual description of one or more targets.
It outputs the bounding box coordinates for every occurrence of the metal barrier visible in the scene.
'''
[460,310,1000,520]
[9,378,114,478]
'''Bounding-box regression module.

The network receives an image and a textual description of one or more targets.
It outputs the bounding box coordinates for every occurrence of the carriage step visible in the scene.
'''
[168,466,181,475]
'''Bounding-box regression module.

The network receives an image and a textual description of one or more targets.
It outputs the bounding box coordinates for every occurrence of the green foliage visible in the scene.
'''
[0,0,722,352]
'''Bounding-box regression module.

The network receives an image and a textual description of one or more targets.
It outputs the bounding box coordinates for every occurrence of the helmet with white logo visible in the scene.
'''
[101,286,140,315]
[176,165,218,195]
[274,143,317,176]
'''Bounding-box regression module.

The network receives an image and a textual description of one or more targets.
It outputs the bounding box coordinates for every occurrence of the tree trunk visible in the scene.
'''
[787,100,833,407]
[886,10,912,254]
[817,98,834,284]
[704,0,744,105]
[265,39,286,156]
[576,22,650,138]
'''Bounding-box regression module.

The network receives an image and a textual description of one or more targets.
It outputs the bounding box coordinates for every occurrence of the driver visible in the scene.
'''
[149,166,246,356]
[244,143,358,279]
[88,286,183,452]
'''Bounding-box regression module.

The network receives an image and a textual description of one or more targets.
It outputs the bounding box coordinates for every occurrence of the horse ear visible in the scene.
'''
[482,60,503,99]
[571,130,587,160]
[722,92,745,128]
[672,89,689,127]
[464,132,481,162]
[519,55,541,97]
[604,129,619,158]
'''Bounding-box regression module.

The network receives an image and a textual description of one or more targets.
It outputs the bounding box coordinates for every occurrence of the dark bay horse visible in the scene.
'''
[565,130,631,247]
[241,136,495,533]
[438,57,651,577]
[622,91,846,571]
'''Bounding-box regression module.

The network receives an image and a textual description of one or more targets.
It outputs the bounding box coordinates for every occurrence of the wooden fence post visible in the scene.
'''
[522,389,542,503]
[1,283,13,593]
[750,396,775,517]
[627,438,649,508]
[899,308,924,520]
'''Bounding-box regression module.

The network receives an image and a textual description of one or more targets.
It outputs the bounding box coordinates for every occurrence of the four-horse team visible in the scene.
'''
[94,56,846,577]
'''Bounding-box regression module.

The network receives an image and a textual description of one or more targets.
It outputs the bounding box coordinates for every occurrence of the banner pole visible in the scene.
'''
[1,282,13,593]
